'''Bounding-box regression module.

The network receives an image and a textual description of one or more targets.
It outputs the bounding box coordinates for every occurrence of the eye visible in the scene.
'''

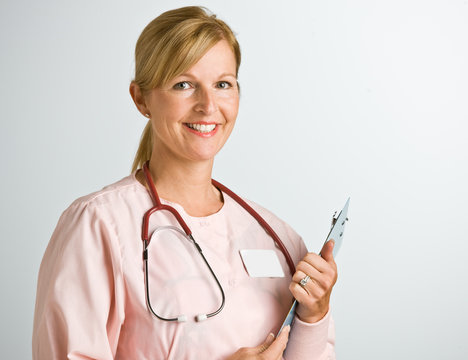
[173,81,191,90]
[216,81,232,89]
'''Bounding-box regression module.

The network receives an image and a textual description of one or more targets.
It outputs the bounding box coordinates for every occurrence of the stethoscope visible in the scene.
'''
[141,161,295,322]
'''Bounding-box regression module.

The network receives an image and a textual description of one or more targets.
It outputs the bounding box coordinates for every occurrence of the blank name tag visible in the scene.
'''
[239,249,285,278]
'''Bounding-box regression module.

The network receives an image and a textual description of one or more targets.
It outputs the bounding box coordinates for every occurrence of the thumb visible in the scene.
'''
[261,325,290,358]
[321,239,335,262]
[256,333,275,353]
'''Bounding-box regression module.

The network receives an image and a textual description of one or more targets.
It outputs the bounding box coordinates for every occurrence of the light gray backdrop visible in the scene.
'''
[1,0,467,359]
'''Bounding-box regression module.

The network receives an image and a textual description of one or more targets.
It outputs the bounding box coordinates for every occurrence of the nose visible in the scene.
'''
[194,86,217,115]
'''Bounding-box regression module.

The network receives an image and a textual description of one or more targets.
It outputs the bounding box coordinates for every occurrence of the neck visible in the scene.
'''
[141,152,223,217]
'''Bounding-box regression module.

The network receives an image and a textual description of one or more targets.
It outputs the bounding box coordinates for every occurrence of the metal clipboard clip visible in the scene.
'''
[326,198,350,257]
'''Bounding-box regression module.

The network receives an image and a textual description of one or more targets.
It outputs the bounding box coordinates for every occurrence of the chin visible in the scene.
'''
[186,148,221,162]
[189,153,217,162]
[186,143,224,160]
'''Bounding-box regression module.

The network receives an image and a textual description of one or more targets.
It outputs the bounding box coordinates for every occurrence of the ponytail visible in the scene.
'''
[131,120,153,173]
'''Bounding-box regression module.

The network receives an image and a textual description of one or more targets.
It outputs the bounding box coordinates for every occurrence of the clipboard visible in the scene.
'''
[277,198,350,336]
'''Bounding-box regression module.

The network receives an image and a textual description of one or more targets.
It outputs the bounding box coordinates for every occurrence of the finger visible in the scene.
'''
[300,253,330,273]
[297,256,337,292]
[262,325,290,358]
[320,239,335,263]
[292,270,309,287]
[290,280,307,301]
[289,280,323,305]
[291,270,318,295]
[295,262,322,283]
[297,264,332,293]
[290,266,337,302]
[257,333,275,353]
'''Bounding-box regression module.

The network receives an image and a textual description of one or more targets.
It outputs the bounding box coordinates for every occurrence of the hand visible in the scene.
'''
[289,239,338,323]
[226,326,290,360]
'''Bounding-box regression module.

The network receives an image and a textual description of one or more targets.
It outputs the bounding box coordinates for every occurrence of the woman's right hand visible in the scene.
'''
[226,326,290,360]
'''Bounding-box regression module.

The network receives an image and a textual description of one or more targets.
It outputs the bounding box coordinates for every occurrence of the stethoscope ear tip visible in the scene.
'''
[177,315,187,322]
[196,314,208,322]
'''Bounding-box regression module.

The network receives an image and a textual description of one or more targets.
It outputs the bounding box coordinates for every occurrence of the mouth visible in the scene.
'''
[184,123,217,133]
[183,122,218,136]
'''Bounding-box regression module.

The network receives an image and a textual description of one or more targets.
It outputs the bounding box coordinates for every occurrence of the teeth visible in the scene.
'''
[187,123,216,133]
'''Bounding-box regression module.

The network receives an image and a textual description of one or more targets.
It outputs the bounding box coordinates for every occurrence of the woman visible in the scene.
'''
[33,6,337,359]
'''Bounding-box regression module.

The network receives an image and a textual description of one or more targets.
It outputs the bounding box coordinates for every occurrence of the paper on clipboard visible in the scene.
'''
[277,198,350,337]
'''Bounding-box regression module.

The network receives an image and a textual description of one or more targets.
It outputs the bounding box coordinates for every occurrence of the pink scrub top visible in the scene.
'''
[33,173,335,359]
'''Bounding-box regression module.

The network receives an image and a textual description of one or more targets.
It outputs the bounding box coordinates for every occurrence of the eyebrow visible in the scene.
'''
[176,72,237,79]
[218,72,237,79]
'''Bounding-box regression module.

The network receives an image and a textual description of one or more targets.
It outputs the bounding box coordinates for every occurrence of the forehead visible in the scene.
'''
[178,40,237,78]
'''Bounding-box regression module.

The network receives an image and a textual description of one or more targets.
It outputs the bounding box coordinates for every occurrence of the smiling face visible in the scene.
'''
[145,40,239,164]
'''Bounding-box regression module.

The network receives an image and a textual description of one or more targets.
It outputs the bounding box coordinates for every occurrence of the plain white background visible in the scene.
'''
[1,0,467,358]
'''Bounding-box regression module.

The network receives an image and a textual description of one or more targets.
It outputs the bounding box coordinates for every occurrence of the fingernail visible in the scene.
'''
[282,325,291,334]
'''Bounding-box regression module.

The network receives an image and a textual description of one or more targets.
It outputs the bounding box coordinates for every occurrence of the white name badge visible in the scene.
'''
[239,249,285,278]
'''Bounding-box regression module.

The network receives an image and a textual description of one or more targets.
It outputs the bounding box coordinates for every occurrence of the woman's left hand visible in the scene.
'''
[289,239,338,323]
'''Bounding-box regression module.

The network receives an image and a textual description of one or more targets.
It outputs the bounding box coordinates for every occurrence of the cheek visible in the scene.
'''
[151,97,188,124]
[224,97,240,121]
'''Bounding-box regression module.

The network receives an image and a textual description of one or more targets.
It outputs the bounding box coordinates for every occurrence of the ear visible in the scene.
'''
[129,81,150,118]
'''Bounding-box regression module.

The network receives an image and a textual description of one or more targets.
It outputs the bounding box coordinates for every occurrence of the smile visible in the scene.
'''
[184,123,217,134]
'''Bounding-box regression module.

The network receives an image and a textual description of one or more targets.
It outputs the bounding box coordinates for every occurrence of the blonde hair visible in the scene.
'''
[131,6,241,172]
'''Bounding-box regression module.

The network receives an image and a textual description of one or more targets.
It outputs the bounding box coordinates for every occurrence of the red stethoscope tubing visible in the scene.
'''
[141,161,296,277]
